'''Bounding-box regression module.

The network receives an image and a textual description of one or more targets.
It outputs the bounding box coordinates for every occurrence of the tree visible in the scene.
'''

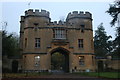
[107,0,120,58]
[94,23,112,57]
[2,30,20,57]
[112,27,120,58]
[107,0,120,26]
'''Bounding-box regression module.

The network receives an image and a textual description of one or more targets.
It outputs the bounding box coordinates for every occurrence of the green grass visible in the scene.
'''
[3,72,120,79]
[2,72,52,78]
[73,72,120,78]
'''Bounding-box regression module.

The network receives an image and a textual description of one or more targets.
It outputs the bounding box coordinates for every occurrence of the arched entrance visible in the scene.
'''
[50,47,69,73]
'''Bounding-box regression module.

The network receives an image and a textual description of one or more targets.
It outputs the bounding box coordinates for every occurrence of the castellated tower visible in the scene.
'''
[20,9,96,73]
[20,9,50,50]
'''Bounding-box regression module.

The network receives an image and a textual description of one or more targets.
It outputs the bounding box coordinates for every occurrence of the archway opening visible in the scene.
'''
[51,47,69,73]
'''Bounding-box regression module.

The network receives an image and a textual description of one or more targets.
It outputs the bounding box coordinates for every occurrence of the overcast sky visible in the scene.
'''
[1,0,117,40]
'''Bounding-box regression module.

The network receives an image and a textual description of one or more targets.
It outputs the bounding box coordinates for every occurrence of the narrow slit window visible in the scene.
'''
[25,38,27,48]
[92,56,94,66]
[91,39,94,49]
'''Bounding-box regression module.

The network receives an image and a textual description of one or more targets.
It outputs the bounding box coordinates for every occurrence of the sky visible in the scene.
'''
[0,0,117,40]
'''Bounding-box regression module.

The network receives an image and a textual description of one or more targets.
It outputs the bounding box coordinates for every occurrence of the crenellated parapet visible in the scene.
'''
[66,11,92,21]
[22,9,92,28]
[50,20,66,26]
[25,9,50,18]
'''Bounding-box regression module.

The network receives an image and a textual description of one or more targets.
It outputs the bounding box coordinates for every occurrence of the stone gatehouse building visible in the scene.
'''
[20,9,96,72]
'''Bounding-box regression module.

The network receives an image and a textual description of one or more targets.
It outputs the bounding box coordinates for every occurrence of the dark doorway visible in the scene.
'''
[12,60,18,73]
[51,47,69,73]
[98,61,104,72]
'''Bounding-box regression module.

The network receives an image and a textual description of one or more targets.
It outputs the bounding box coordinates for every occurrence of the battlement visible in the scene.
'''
[25,9,50,18]
[66,11,92,20]
[50,20,66,26]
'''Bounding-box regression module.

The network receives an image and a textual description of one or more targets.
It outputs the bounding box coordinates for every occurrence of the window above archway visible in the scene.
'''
[53,28,67,39]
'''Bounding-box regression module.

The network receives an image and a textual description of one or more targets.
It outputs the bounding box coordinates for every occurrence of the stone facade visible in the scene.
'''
[20,9,96,72]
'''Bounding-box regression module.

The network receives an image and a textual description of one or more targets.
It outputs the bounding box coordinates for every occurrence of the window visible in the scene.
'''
[91,39,94,49]
[35,38,40,48]
[78,39,84,48]
[79,56,85,66]
[34,23,39,31]
[92,56,94,66]
[81,24,85,33]
[34,23,39,26]
[34,56,40,67]
[25,38,27,48]
[53,29,66,39]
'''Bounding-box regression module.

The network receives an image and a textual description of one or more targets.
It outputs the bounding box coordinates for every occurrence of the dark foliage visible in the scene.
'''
[94,23,112,57]
[2,30,20,57]
[107,0,120,26]
[107,0,120,58]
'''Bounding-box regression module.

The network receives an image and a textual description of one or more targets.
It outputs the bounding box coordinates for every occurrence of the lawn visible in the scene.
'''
[73,72,120,78]
[2,72,52,78]
[2,72,120,79]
